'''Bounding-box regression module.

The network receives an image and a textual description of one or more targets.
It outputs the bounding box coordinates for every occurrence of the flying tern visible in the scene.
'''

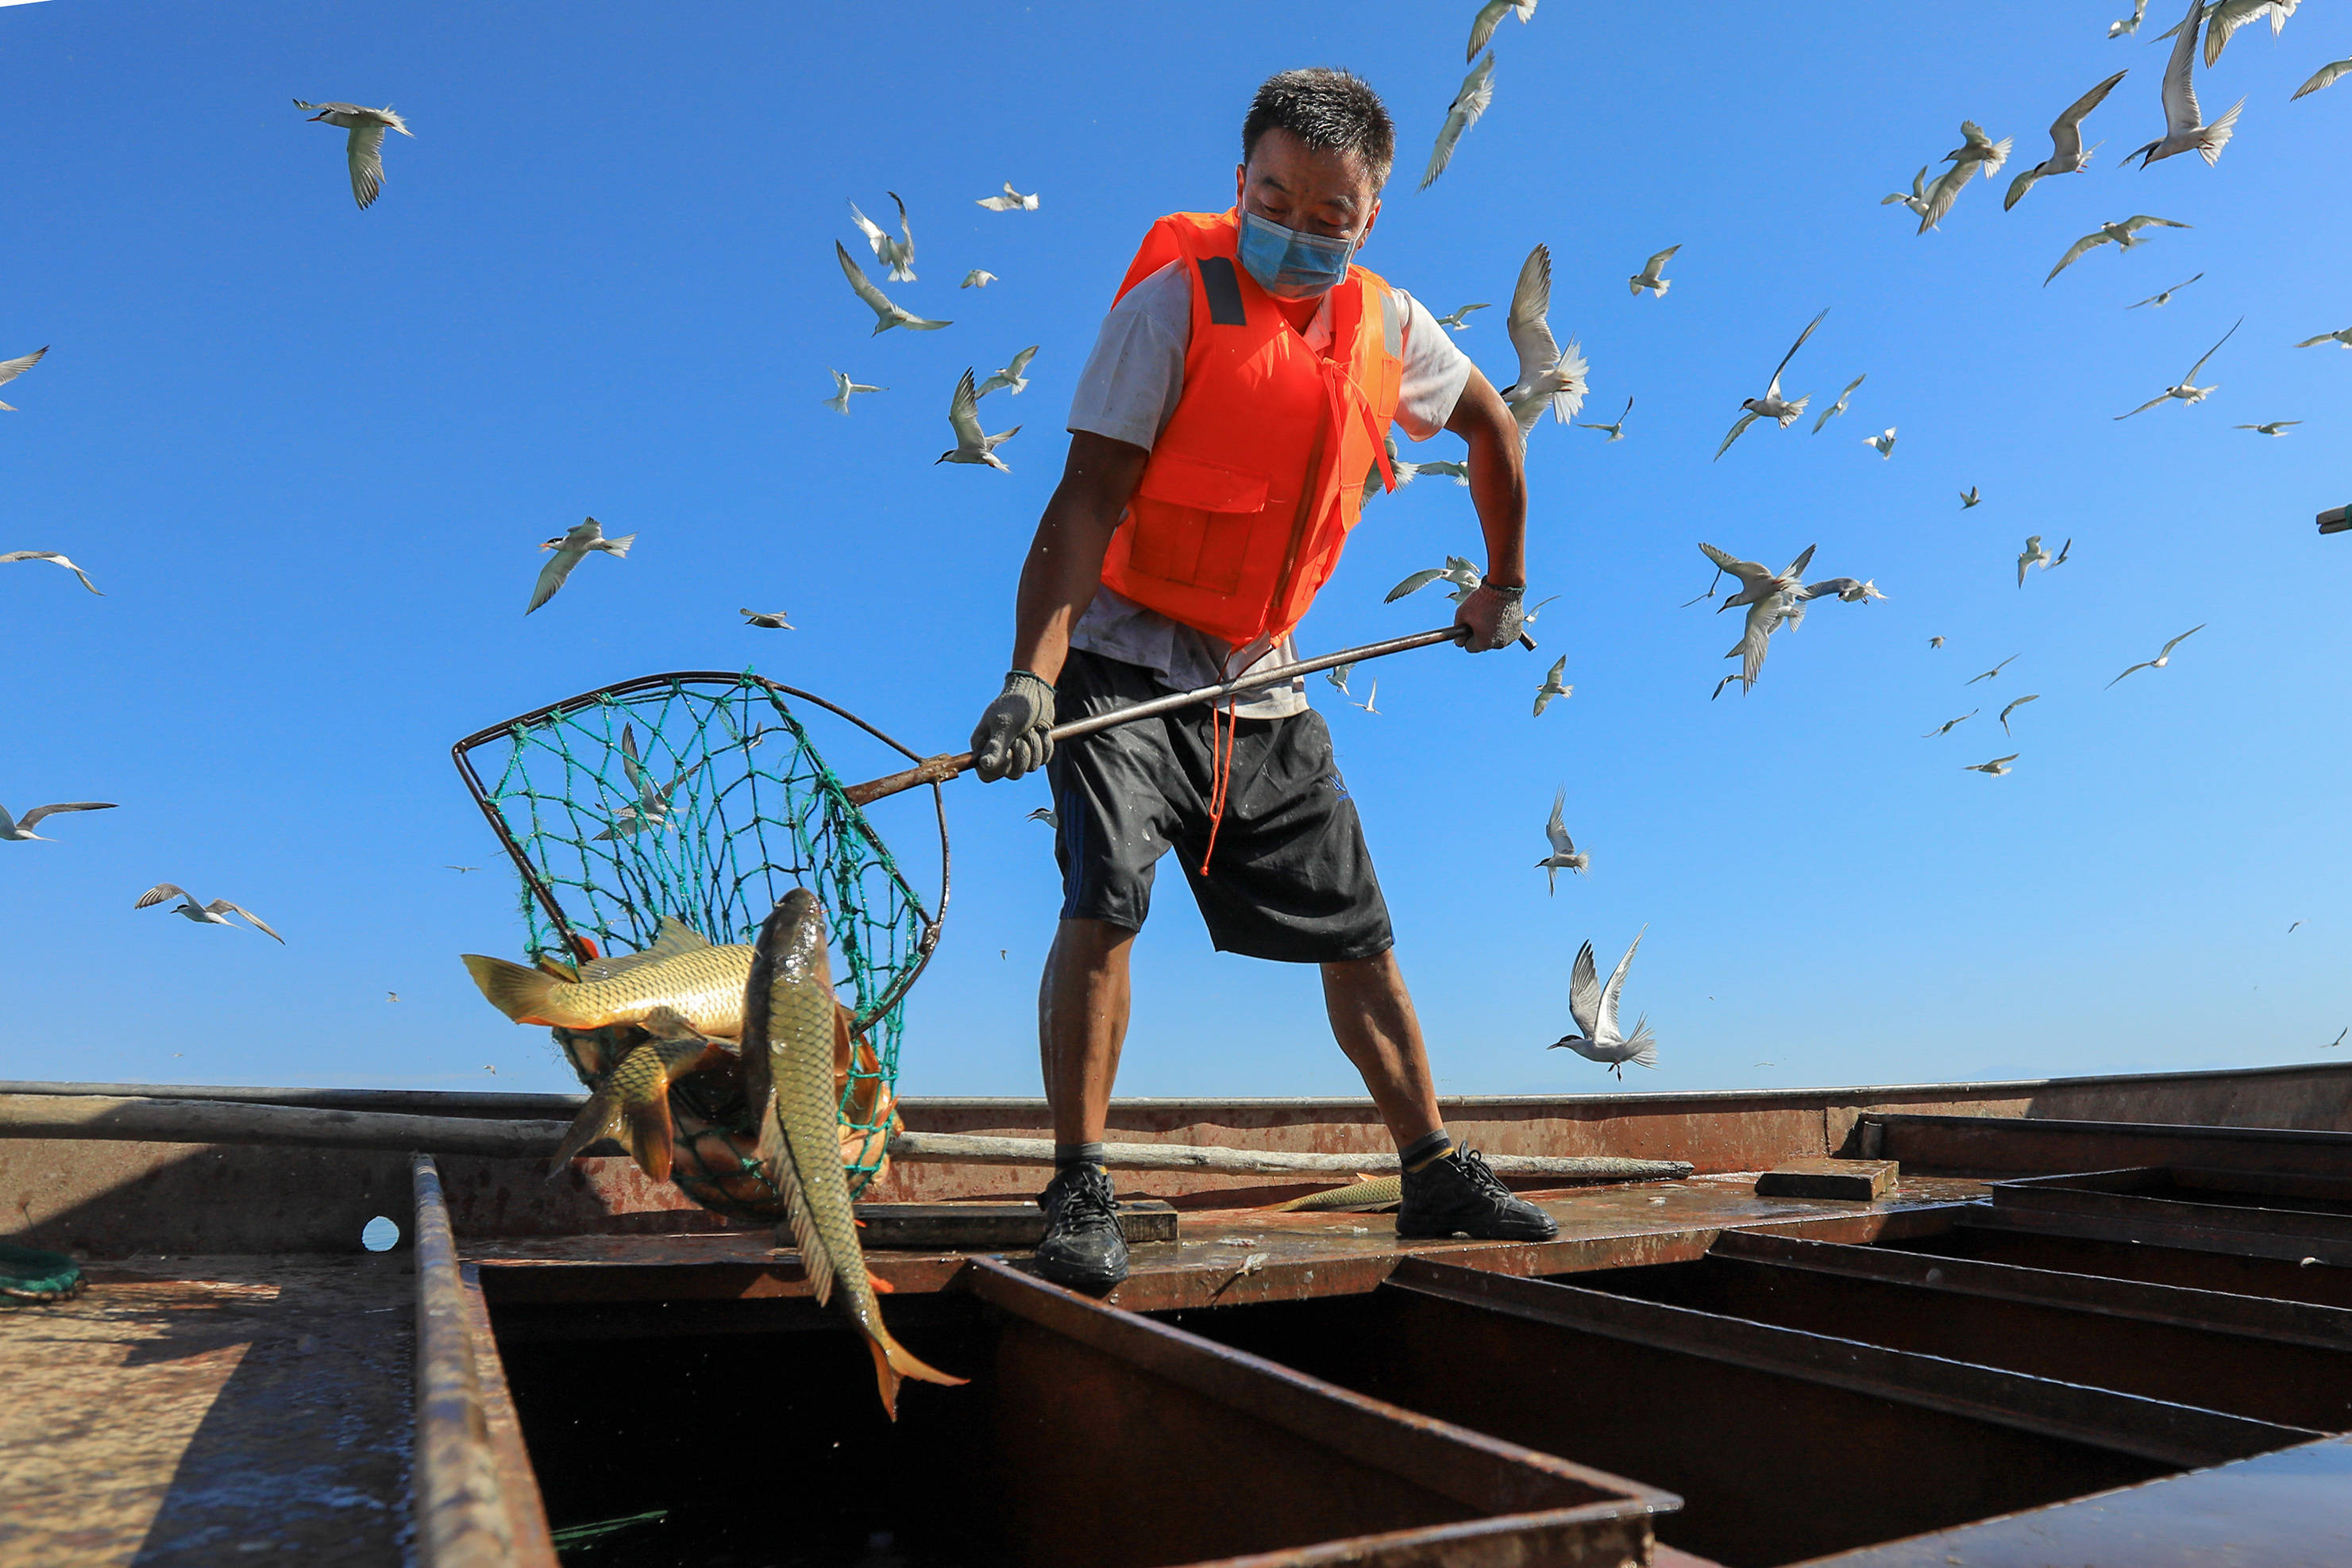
[1575,396,1632,441]
[974,183,1039,211]
[2294,327,2352,349]
[1349,679,1380,715]
[137,884,284,942]
[2018,535,2052,584]
[1966,655,2019,684]
[2127,273,2204,308]
[1533,656,1571,715]
[2127,0,2244,166]
[835,241,950,334]
[527,518,634,614]
[1799,577,1886,603]
[847,193,916,282]
[1698,541,1817,614]
[1387,556,1484,603]
[1,550,101,593]
[2236,420,2300,435]
[1882,167,1933,220]
[2291,58,2351,100]
[1628,245,1679,298]
[0,346,48,410]
[2004,71,2129,210]
[2116,318,2241,418]
[2111,0,2150,37]
[2045,216,2191,285]
[1499,244,1587,438]
[823,369,885,414]
[293,99,411,210]
[0,800,115,842]
[1913,163,1977,233]
[1716,310,1826,459]
[1922,711,1978,738]
[740,608,795,629]
[1960,487,1982,508]
[1465,0,1537,60]
[938,368,1020,471]
[1421,52,1495,190]
[1864,427,1897,459]
[1435,302,1490,329]
[1548,927,1656,1077]
[962,269,996,288]
[1999,695,2040,735]
[1812,374,1866,433]
[1943,121,2014,182]
[1961,754,2019,776]
[2107,623,2206,687]
[976,345,1039,397]
[1536,786,1587,890]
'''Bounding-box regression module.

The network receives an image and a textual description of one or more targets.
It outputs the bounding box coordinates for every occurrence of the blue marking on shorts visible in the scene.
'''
[1325,773,1350,799]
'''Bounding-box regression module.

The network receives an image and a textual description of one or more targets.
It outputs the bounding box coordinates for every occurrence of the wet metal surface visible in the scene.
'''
[1793,1434,2352,1567]
[460,1173,1988,1314]
[0,1255,411,1566]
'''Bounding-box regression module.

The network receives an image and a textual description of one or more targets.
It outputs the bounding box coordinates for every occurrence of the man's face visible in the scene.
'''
[1235,128,1381,248]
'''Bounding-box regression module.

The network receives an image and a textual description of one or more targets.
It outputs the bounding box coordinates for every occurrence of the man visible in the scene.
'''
[969,67,1555,1291]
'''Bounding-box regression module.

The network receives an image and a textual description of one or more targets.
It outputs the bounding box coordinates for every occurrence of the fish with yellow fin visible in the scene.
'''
[742,888,964,1419]
[546,1006,725,1182]
[462,916,754,1038]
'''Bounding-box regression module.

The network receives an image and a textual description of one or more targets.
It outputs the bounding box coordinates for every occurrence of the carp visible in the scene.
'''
[743,888,963,1418]
[462,916,754,1038]
[545,1006,725,1183]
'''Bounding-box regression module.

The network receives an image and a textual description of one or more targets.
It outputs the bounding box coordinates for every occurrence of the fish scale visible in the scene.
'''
[742,890,962,1418]
[461,917,754,1039]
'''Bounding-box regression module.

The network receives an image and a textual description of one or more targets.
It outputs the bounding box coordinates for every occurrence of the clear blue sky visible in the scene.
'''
[5,2,2347,1100]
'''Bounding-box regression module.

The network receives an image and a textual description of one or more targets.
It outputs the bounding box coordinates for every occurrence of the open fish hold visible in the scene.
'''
[743,888,963,1418]
[462,916,755,1038]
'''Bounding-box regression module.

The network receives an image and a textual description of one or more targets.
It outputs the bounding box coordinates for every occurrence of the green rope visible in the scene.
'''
[475,672,927,1192]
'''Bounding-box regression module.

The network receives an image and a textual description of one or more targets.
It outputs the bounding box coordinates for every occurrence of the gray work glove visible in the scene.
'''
[970,671,1058,781]
[1455,581,1525,653]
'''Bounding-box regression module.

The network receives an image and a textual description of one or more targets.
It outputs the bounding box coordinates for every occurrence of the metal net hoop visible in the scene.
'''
[450,670,949,1194]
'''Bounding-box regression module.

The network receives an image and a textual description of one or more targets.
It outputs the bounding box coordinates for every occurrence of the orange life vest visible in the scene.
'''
[1098,210,1405,649]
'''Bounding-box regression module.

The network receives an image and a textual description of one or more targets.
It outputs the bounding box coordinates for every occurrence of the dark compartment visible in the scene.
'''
[1162,1258,2314,1568]
[490,1258,1671,1568]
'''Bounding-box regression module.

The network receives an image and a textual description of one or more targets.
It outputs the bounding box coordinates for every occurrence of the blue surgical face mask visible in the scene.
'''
[1236,210,1359,300]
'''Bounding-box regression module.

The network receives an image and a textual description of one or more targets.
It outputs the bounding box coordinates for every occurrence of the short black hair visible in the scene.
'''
[1242,68,1394,190]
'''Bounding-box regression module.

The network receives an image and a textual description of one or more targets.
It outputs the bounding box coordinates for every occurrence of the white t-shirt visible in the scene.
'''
[1065,260,1476,719]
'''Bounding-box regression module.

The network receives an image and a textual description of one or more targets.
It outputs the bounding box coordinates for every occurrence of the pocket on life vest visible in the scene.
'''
[1126,453,1271,595]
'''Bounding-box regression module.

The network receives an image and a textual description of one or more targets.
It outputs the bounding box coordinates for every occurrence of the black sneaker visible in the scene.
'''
[1395,1149,1560,1242]
[1033,1164,1128,1291]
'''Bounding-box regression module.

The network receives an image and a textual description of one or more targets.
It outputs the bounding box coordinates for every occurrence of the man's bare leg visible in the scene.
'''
[1040,917,1134,1147]
[1321,950,1444,1149]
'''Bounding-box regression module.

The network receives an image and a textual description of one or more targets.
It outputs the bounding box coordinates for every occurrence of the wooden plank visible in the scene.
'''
[1755,1158,1898,1200]
[2319,503,2349,535]
[856,1200,1177,1249]
[887,1131,1691,1180]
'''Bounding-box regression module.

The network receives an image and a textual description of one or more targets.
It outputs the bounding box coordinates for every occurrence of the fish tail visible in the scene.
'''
[621,1095,676,1182]
[865,1323,967,1418]
[462,954,568,1025]
[546,1092,618,1178]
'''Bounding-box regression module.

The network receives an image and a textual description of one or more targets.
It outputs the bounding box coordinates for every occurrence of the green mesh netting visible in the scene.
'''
[0,1241,83,1304]
[453,670,945,1196]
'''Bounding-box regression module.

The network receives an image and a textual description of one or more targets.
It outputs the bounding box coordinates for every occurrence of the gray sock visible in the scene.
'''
[1055,1142,1106,1174]
[1399,1128,1453,1172]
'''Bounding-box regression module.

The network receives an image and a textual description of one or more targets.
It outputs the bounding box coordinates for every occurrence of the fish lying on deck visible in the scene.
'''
[546,1006,726,1182]
[1272,1176,1402,1213]
[461,916,755,1038]
[744,889,963,1418]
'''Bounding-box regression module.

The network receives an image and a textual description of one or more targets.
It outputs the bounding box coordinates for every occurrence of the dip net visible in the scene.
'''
[452,671,949,1200]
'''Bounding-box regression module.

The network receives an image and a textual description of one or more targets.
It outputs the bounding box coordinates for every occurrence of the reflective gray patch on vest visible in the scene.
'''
[1198,256,1248,327]
[1380,288,1402,359]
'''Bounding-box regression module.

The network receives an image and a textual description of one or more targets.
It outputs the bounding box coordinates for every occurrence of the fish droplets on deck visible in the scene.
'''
[742,889,964,1418]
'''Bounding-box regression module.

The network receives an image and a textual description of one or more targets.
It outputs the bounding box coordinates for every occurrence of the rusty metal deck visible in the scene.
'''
[0,1254,412,1565]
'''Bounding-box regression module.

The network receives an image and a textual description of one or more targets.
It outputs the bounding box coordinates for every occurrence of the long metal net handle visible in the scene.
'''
[449,670,951,1032]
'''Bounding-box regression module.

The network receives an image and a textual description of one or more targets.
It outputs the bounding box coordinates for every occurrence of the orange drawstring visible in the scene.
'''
[1199,688,1240,876]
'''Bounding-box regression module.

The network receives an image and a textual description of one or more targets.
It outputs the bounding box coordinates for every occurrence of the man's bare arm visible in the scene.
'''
[1444,368,1528,589]
[1008,431,1151,684]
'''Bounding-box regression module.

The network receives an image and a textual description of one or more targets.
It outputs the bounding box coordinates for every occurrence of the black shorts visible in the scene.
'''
[1044,649,1394,964]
